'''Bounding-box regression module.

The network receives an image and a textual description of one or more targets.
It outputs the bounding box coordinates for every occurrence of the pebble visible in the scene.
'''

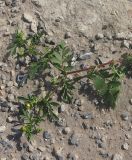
[53,145,63,157]
[95,33,104,40]
[7,116,14,123]
[7,94,15,102]
[69,134,79,146]
[0,126,6,132]
[31,21,38,33]
[121,112,129,121]
[31,0,42,8]
[115,32,127,40]
[43,131,51,140]
[0,139,13,150]
[7,81,14,87]
[129,99,132,105]
[74,99,81,106]
[37,146,46,152]
[58,104,66,113]
[81,113,94,119]
[79,52,93,60]
[112,153,123,160]
[64,32,72,39]
[23,13,34,23]
[5,0,12,6]
[63,127,71,134]
[122,40,129,48]
[67,153,77,160]
[122,143,129,150]
[82,122,89,129]
[99,150,109,158]
[21,154,29,160]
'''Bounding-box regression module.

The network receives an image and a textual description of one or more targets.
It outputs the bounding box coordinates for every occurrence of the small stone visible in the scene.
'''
[121,112,129,121]
[69,134,79,146]
[53,145,63,156]
[129,99,132,105]
[21,154,29,160]
[7,116,14,123]
[64,32,71,39]
[63,127,71,134]
[82,122,89,129]
[7,94,15,102]
[23,13,34,23]
[0,158,7,160]
[67,153,77,160]
[28,144,34,152]
[122,40,129,48]
[37,146,46,152]
[122,143,129,150]
[74,99,81,106]
[31,0,42,7]
[31,21,38,33]
[7,81,14,87]
[79,52,93,60]
[95,33,104,40]
[81,113,94,119]
[112,153,123,160]
[45,36,56,45]
[0,126,6,132]
[43,131,51,140]
[5,0,12,6]
[115,32,127,40]
[99,150,109,158]
[58,104,66,113]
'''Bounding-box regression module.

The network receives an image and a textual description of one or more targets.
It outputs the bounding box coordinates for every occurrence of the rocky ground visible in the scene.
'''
[0,0,132,160]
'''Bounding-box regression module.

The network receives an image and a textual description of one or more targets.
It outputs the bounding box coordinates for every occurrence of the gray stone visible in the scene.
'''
[56,155,64,160]
[122,40,129,48]
[79,52,93,60]
[58,104,66,113]
[0,126,6,132]
[21,154,29,160]
[63,127,71,134]
[81,113,94,119]
[121,112,129,121]
[31,21,38,33]
[99,150,109,158]
[115,32,127,40]
[95,33,104,39]
[67,153,77,160]
[129,99,132,105]
[7,81,14,87]
[122,143,129,150]
[74,99,81,106]
[64,32,72,39]
[23,13,34,23]
[112,153,123,160]
[7,116,14,123]
[0,139,13,151]
[7,94,15,102]
[5,0,12,6]
[69,134,79,146]
[31,0,42,8]
[43,131,51,139]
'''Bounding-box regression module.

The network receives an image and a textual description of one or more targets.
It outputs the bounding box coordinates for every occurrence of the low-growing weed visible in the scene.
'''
[10,30,132,140]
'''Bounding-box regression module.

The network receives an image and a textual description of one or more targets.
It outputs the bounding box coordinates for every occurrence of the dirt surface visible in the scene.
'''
[0,0,132,160]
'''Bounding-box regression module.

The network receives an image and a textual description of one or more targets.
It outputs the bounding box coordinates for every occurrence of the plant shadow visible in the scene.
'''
[78,81,110,110]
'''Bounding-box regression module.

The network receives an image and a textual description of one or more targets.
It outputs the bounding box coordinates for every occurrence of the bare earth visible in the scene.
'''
[0,0,132,160]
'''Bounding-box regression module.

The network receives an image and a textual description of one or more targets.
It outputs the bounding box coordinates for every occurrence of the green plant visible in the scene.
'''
[19,93,59,140]
[11,30,132,140]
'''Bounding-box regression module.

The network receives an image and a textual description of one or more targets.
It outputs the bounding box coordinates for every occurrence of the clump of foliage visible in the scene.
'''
[10,30,132,140]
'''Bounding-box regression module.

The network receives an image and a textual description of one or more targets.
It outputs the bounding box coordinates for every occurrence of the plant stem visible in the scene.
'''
[67,59,121,75]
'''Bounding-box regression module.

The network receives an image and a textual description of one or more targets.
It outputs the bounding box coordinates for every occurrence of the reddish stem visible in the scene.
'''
[67,59,122,75]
